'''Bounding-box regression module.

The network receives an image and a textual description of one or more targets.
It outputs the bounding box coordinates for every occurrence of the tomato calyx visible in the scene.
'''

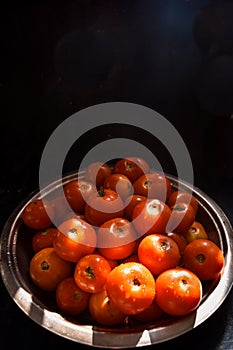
[133,278,141,286]
[196,253,206,263]
[41,260,50,270]
[160,241,170,251]
[85,266,95,279]
[126,161,135,170]
[97,186,106,197]
[67,227,81,242]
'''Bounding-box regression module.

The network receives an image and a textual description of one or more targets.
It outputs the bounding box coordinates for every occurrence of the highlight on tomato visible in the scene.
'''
[63,179,96,213]
[155,267,202,316]
[106,262,156,315]
[138,234,180,275]
[53,217,97,262]
[74,254,111,293]
[133,172,171,202]
[22,198,54,230]
[132,198,171,236]
[183,239,224,280]
[97,217,137,260]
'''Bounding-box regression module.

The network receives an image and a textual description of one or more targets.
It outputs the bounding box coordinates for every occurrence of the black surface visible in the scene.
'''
[0,1,233,349]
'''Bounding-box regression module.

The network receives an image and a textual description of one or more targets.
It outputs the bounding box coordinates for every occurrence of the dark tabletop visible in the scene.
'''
[0,1,233,349]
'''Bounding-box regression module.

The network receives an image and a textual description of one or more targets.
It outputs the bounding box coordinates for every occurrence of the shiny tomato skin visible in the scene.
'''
[166,231,188,256]
[183,239,224,280]
[112,158,149,184]
[167,202,195,233]
[89,289,126,326]
[84,162,112,189]
[74,254,111,293]
[155,267,202,316]
[63,179,96,212]
[167,190,199,215]
[53,218,97,262]
[32,227,58,253]
[183,221,208,243]
[104,173,133,201]
[29,247,73,291]
[97,217,137,260]
[127,157,150,175]
[56,277,90,316]
[132,199,172,236]
[22,198,54,230]
[124,194,147,220]
[134,298,163,323]
[138,234,180,275]
[106,262,156,315]
[133,173,171,202]
[84,188,124,227]
[50,195,71,225]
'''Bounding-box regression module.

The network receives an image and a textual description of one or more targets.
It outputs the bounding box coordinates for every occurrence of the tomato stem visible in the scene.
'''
[160,241,170,251]
[196,253,206,263]
[133,278,141,286]
[41,260,50,270]
[98,186,106,197]
[85,266,95,279]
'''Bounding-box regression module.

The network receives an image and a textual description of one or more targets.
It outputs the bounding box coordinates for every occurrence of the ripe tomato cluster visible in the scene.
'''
[22,157,225,327]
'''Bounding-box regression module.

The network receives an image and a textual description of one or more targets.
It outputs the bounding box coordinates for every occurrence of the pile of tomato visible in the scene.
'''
[22,157,225,327]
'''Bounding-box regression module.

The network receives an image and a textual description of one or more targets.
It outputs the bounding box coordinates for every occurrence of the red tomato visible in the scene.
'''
[84,188,124,227]
[104,173,133,201]
[127,157,150,175]
[32,227,58,253]
[97,217,137,260]
[74,254,111,293]
[138,234,180,275]
[133,173,171,202]
[53,218,97,262]
[166,231,187,256]
[50,195,71,225]
[89,289,126,326]
[183,221,208,243]
[112,158,149,183]
[167,202,195,233]
[167,190,199,215]
[134,298,163,323]
[106,262,156,315]
[29,247,73,291]
[22,198,54,230]
[123,253,140,263]
[84,162,112,189]
[63,179,96,212]
[56,277,90,316]
[124,194,147,220]
[155,267,202,316]
[183,239,224,280]
[132,199,172,236]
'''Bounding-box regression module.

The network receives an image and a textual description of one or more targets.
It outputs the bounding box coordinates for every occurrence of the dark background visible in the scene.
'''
[0,1,233,349]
